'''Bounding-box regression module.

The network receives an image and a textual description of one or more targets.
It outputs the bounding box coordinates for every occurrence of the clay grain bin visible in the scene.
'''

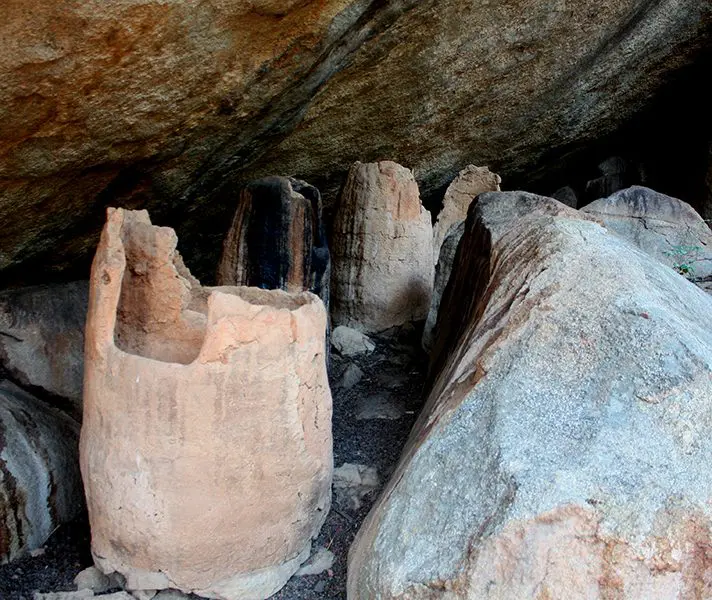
[80,208,332,600]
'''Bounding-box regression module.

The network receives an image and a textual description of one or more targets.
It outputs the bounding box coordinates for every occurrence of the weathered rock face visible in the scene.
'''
[582,186,712,293]
[704,142,712,222]
[216,176,330,308]
[331,161,433,333]
[0,379,83,564]
[584,156,632,200]
[552,185,579,208]
[81,208,332,599]
[422,221,464,354]
[239,0,712,202]
[349,192,712,598]
[431,165,500,264]
[0,0,362,283]
[1,0,709,284]
[0,281,87,418]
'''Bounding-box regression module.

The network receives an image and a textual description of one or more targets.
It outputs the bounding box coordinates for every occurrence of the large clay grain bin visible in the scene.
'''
[80,208,332,600]
[216,175,330,309]
[331,161,434,333]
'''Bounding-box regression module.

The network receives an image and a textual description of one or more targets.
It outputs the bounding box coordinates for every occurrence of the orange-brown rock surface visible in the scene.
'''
[80,208,332,599]
[331,161,433,333]
[1,0,709,285]
[348,191,712,598]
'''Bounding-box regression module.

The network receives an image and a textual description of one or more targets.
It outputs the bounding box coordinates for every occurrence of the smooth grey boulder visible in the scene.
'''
[0,281,87,418]
[581,186,712,293]
[0,380,83,564]
[349,192,712,598]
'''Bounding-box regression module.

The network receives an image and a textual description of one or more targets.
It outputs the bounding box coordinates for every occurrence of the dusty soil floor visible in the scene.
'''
[0,516,92,600]
[0,325,428,600]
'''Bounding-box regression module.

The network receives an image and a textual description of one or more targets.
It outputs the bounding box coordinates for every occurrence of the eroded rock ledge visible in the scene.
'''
[1,0,710,284]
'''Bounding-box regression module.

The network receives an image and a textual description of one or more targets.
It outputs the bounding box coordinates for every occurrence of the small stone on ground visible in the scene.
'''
[295,547,335,576]
[374,371,407,389]
[130,591,156,600]
[34,592,134,600]
[355,393,405,420]
[337,363,364,390]
[74,567,111,594]
[34,591,95,600]
[154,590,200,600]
[331,326,376,356]
[333,463,380,510]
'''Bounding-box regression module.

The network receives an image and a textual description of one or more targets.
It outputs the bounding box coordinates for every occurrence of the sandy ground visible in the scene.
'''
[0,325,427,600]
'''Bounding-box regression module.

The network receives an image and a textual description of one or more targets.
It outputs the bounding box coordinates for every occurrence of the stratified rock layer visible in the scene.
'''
[431,165,500,264]
[582,186,712,293]
[216,176,330,308]
[0,380,83,563]
[331,161,433,333]
[349,192,712,599]
[81,208,332,599]
[0,281,87,417]
[2,0,709,285]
